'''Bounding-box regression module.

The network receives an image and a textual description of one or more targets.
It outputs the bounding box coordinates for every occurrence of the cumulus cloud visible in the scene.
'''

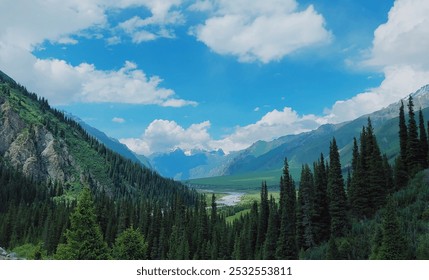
[117,0,185,43]
[122,1,429,156]
[211,107,326,152]
[324,0,429,123]
[366,0,429,70]
[120,120,212,155]
[324,66,429,123]
[121,107,326,155]
[0,0,107,51]
[0,0,196,107]
[191,0,331,63]
[0,45,197,106]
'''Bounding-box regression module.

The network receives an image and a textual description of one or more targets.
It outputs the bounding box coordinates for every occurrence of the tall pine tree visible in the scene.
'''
[298,164,315,249]
[276,158,298,259]
[327,138,348,238]
[406,95,421,175]
[55,187,110,260]
[256,181,269,258]
[312,154,330,244]
[418,109,428,168]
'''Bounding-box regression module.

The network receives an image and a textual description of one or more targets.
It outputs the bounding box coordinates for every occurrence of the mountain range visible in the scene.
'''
[4,63,429,185]
[142,84,429,182]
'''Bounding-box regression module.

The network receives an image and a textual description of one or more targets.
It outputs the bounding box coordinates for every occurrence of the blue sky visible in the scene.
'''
[1,0,429,155]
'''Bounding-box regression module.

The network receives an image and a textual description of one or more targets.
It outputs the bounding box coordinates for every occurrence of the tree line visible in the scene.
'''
[1,74,428,259]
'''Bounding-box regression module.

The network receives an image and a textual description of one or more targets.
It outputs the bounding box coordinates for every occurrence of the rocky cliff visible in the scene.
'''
[0,95,75,184]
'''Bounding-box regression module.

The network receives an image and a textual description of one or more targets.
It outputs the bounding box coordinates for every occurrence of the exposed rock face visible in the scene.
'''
[0,99,74,183]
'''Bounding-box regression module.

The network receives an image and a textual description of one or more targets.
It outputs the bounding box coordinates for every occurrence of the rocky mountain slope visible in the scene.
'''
[0,70,188,200]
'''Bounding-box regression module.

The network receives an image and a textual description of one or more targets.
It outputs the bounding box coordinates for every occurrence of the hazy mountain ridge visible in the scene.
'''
[66,113,152,169]
[222,85,429,177]
[146,85,429,181]
[148,148,235,180]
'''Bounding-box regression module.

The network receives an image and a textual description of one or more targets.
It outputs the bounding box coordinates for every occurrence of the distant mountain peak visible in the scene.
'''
[411,84,429,98]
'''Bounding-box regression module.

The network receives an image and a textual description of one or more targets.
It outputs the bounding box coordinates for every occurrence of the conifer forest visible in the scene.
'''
[1,72,429,260]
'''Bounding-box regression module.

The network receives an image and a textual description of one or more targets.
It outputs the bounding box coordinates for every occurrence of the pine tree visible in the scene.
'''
[406,95,421,175]
[276,158,298,259]
[349,120,387,219]
[262,196,279,259]
[246,201,258,258]
[395,100,409,189]
[349,137,367,219]
[418,109,428,168]
[298,164,315,249]
[113,227,148,259]
[379,198,407,260]
[312,154,330,244]
[366,119,387,214]
[55,187,110,260]
[327,138,348,238]
[256,181,269,256]
[399,100,408,163]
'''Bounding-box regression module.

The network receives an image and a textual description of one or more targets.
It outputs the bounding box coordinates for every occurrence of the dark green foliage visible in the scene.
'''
[394,156,409,190]
[382,154,394,194]
[2,71,429,260]
[349,119,388,219]
[406,96,421,175]
[418,109,428,168]
[312,154,330,244]
[297,164,315,249]
[349,137,367,219]
[256,181,269,256]
[262,196,279,259]
[0,161,71,255]
[276,158,298,259]
[326,236,339,260]
[55,188,110,260]
[399,100,408,163]
[327,138,349,237]
[112,227,148,260]
[377,198,407,260]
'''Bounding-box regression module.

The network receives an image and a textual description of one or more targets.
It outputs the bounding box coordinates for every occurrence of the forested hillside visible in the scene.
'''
[1,69,428,259]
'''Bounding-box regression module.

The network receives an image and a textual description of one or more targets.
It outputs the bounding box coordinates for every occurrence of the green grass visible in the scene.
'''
[240,191,280,206]
[185,169,284,191]
[226,209,251,223]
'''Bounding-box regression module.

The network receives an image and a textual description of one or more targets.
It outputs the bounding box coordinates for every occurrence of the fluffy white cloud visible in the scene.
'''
[367,0,429,70]
[324,66,429,123]
[120,120,212,155]
[325,0,429,123]
[117,0,185,43]
[0,0,195,107]
[211,107,326,152]
[0,0,107,51]
[191,0,331,63]
[121,107,326,155]
[0,44,196,106]
[122,0,429,155]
